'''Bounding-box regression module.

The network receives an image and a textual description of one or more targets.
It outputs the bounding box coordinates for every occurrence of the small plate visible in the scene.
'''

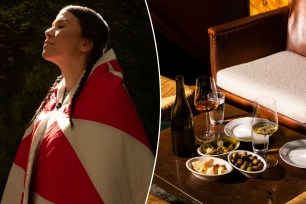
[279,139,306,169]
[224,117,252,142]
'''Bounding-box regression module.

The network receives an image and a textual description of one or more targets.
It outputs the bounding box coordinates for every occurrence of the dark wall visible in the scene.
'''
[156,31,208,85]
[0,0,159,196]
[148,0,250,82]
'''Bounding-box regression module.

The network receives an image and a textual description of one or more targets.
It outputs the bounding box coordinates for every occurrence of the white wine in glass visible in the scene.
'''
[251,96,278,168]
[194,76,219,142]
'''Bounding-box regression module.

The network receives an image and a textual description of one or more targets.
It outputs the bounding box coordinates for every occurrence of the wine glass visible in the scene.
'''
[194,76,219,142]
[251,96,278,168]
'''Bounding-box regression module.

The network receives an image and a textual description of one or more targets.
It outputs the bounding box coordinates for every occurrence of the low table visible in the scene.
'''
[152,104,306,204]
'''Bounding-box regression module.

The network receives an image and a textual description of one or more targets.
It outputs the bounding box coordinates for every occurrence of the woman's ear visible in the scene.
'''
[80,39,93,53]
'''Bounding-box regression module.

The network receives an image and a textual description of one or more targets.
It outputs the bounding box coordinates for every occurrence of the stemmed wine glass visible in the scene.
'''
[251,96,279,168]
[194,76,219,142]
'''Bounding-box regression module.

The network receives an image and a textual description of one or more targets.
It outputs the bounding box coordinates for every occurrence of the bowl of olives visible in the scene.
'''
[227,150,267,178]
[197,137,240,159]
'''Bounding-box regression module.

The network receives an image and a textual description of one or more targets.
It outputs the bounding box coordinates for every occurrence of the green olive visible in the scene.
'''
[232,152,238,158]
[253,159,259,165]
[253,166,259,171]
[240,164,246,170]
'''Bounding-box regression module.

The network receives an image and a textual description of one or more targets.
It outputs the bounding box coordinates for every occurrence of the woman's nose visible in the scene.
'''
[45,27,53,38]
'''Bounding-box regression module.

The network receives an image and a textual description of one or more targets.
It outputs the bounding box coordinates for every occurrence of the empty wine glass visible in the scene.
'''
[251,96,278,168]
[194,76,219,142]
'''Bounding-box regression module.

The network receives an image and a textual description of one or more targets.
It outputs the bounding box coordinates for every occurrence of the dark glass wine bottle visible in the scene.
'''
[171,75,195,157]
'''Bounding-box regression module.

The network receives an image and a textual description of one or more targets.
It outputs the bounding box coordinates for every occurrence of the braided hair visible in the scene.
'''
[27,5,109,128]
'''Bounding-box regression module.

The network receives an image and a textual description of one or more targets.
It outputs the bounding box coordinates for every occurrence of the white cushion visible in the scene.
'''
[217,51,306,123]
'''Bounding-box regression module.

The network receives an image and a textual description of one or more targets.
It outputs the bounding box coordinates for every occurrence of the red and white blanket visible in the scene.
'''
[1,49,155,204]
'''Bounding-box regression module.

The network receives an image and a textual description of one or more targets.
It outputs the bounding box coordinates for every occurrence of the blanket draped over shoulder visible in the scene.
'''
[1,49,154,204]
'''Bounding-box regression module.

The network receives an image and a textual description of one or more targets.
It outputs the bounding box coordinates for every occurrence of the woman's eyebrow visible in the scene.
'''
[52,18,70,26]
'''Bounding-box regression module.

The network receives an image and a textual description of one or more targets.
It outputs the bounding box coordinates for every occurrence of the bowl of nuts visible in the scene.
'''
[227,150,267,178]
[197,137,240,159]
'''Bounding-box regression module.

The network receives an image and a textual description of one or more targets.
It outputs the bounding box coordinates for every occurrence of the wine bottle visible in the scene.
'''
[171,75,195,157]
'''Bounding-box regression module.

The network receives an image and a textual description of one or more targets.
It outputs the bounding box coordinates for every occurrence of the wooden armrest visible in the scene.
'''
[286,191,306,204]
[209,6,289,79]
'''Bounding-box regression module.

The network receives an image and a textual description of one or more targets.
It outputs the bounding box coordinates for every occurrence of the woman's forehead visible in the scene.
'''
[53,10,76,25]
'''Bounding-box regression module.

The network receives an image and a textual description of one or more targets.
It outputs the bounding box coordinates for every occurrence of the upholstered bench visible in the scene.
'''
[217,51,306,124]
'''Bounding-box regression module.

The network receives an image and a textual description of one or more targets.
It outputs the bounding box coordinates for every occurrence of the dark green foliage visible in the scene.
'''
[0,0,160,196]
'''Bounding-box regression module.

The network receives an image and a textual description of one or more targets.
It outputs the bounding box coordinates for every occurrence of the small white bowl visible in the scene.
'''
[186,156,233,181]
[197,137,240,159]
[227,150,267,178]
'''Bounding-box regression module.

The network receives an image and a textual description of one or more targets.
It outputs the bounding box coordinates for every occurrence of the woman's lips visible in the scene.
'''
[44,40,54,45]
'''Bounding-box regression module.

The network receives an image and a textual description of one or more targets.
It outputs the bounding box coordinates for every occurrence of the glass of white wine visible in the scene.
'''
[194,76,219,142]
[251,96,278,168]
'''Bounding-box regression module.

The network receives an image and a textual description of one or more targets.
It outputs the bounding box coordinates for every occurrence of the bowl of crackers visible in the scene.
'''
[186,156,233,181]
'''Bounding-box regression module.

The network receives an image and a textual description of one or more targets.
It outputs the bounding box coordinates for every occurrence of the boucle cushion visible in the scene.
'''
[217,51,306,123]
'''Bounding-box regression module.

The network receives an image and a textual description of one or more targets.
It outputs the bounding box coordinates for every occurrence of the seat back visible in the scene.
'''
[287,0,306,56]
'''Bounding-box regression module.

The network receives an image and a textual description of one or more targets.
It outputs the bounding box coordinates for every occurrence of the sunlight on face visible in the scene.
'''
[42,10,84,66]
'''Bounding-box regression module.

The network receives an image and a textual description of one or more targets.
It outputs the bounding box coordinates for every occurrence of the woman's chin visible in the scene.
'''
[42,50,48,59]
[42,52,54,62]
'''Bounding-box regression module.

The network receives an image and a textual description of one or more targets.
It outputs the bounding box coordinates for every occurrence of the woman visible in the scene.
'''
[1,5,154,204]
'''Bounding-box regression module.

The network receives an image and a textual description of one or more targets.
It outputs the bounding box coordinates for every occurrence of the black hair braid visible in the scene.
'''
[68,57,97,128]
[25,74,63,128]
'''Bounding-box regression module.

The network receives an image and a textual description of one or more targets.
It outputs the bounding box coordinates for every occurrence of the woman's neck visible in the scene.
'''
[59,58,87,92]
[63,70,84,92]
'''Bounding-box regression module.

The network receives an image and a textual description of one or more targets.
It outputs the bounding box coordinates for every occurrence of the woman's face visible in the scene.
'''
[42,10,85,65]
